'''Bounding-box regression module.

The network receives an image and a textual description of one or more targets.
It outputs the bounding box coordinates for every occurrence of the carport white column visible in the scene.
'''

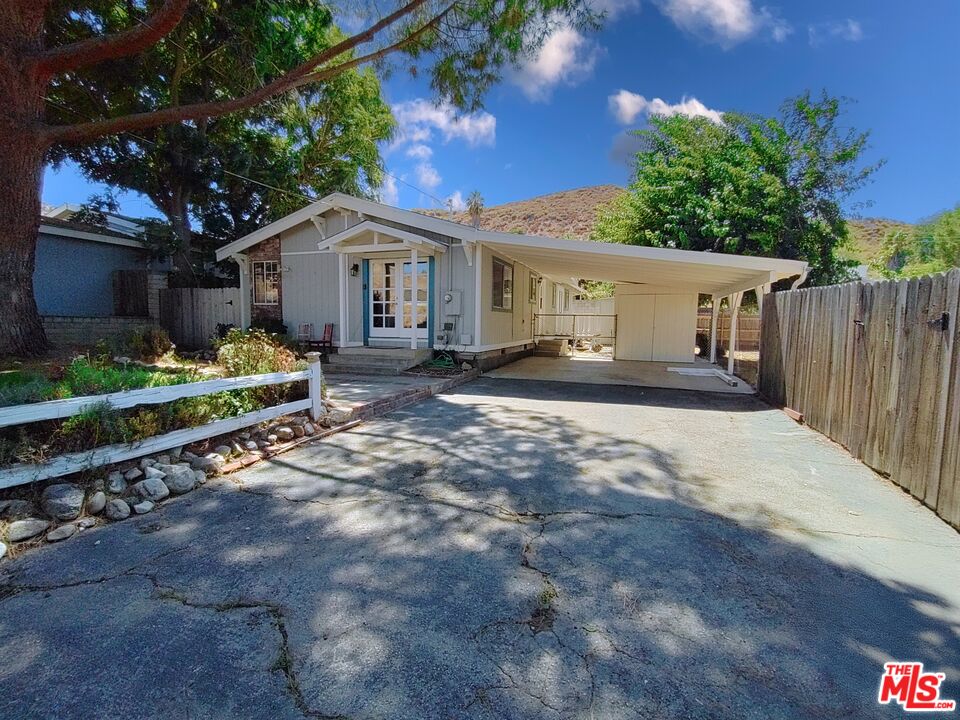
[709,295,719,364]
[727,291,744,375]
[231,254,251,330]
[338,253,348,346]
[755,283,771,326]
[410,246,418,349]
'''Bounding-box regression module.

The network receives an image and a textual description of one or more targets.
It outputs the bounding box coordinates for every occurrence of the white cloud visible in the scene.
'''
[378,174,399,206]
[654,0,791,45]
[391,99,496,148]
[808,19,863,46]
[511,25,601,102]
[608,90,724,125]
[446,191,467,212]
[414,162,441,191]
[405,144,433,160]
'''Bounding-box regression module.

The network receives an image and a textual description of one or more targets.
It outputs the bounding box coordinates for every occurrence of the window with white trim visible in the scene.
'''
[252,261,279,305]
[491,257,513,311]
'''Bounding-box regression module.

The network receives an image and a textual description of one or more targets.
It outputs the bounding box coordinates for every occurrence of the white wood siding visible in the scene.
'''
[480,245,535,347]
[280,224,341,341]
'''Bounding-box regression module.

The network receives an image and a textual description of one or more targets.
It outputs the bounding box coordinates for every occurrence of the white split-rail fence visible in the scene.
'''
[0,354,326,490]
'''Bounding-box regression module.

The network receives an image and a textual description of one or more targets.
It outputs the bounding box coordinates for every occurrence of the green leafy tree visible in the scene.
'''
[1,0,599,356]
[45,2,395,278]
[595,92,881,286]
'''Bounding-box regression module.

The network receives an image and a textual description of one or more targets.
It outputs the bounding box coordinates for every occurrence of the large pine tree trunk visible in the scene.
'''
[0,6,49,356]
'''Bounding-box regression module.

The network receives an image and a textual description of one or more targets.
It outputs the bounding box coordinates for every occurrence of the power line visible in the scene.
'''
[44,96,452,213]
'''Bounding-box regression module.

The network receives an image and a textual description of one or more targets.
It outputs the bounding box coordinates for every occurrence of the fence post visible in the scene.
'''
[305,352,325,421]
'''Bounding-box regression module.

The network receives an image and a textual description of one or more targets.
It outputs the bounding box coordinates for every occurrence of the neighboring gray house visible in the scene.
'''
[215,193,807,374]
[34,217,170,346]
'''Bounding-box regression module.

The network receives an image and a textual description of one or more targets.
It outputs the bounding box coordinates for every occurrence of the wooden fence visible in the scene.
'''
[0,356,325,489]
[159,287,242,349]
[759,269,960,529]
[697,308,760,351]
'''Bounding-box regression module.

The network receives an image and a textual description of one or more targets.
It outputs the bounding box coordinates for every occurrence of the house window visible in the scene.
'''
[529,273,538,303]
[492,257,513,311]
[252,261,279,305]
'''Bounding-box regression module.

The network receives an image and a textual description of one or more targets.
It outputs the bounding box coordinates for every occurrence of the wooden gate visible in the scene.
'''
[159,287,242,349]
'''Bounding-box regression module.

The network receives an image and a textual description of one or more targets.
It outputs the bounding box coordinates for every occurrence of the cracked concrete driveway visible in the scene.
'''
[2,378,959,719]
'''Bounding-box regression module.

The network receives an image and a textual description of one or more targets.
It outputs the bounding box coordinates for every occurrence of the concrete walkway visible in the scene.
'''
[486,355,755,393]
[1,379,958,718]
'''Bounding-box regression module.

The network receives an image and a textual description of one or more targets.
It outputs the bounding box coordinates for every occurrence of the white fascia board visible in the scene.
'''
[323,193,480,242]
[317,220,447,252]
[39,223,147,249]
[215,199,333,260]
[713,271,779,299]
[479,231,808,276]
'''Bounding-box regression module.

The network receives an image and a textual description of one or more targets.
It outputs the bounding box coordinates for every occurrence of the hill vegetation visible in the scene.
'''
[416,185,624,240]
[419,185,906,272]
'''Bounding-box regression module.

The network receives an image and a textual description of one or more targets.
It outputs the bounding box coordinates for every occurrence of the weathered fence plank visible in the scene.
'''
[159,287,242,349]
[759,269,960,530]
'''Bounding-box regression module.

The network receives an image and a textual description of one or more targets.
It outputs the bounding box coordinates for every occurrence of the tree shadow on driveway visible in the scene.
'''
[0,379,957,719]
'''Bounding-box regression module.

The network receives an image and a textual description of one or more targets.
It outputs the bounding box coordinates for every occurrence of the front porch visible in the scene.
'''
[324,346,433,375]
[319,218,444,352]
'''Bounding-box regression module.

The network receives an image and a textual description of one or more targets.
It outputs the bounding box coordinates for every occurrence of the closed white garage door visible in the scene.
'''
[615,292,698,363]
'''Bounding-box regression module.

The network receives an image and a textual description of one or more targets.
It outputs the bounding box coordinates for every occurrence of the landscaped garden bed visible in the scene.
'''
[0,327,356,561]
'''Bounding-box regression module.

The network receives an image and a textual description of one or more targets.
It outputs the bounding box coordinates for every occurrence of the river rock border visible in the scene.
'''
[0,369,480,561]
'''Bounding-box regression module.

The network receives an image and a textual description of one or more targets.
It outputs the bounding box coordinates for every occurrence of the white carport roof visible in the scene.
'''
[214,192,808,295]
[480,231,808,297]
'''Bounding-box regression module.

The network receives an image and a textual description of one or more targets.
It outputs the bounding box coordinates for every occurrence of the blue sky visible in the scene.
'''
[43,0,960,224]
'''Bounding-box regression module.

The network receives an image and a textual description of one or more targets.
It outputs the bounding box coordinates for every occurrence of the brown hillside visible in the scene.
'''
[416,186,908,266]
[844,218,914,267]
[416,185,625,240]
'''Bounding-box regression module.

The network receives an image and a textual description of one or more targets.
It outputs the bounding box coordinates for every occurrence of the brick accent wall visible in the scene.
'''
[146,272,169,320]
[248,237,282,326]
[43,316,160,348]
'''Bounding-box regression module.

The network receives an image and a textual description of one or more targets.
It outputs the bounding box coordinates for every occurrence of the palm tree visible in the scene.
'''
[467,191,484,229]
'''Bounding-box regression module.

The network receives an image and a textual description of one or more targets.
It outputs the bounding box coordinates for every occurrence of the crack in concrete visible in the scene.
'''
[141,576,349,720]
[0,545,189,603]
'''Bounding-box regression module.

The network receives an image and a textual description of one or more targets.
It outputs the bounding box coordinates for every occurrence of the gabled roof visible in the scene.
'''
[214,192,808,295]
[215,192,479,260]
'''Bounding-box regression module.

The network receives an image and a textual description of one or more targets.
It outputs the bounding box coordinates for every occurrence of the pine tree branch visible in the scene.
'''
[44,0,434,146]
[37,0,191,76]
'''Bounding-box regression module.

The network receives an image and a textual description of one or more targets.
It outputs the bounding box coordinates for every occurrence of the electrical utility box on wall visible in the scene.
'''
[443,290,462,316]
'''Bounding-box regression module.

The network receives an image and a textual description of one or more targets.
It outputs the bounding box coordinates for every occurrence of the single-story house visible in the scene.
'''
[215,193,807,371]
[35,217,170,346]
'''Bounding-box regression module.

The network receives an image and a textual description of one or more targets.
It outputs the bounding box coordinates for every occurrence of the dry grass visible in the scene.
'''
[416,185,625,240]
[843,218,914,269]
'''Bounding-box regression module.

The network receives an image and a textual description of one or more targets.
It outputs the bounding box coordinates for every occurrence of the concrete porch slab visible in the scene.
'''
[484,355,755,394]
[324,370,480,418]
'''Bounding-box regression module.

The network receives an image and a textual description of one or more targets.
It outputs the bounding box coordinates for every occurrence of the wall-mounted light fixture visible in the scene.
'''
[350,263,360,277]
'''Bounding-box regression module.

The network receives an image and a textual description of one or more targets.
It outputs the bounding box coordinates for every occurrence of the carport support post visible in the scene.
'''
[305,352,325,421]
[727,291,744,375]
[709,296,719,364]
[410,246,419,349]
[231,254,251,330]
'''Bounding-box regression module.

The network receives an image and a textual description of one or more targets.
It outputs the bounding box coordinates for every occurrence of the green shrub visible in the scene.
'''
[216,328,297,376]
[128,327,174,361]
[215,328,305,406]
